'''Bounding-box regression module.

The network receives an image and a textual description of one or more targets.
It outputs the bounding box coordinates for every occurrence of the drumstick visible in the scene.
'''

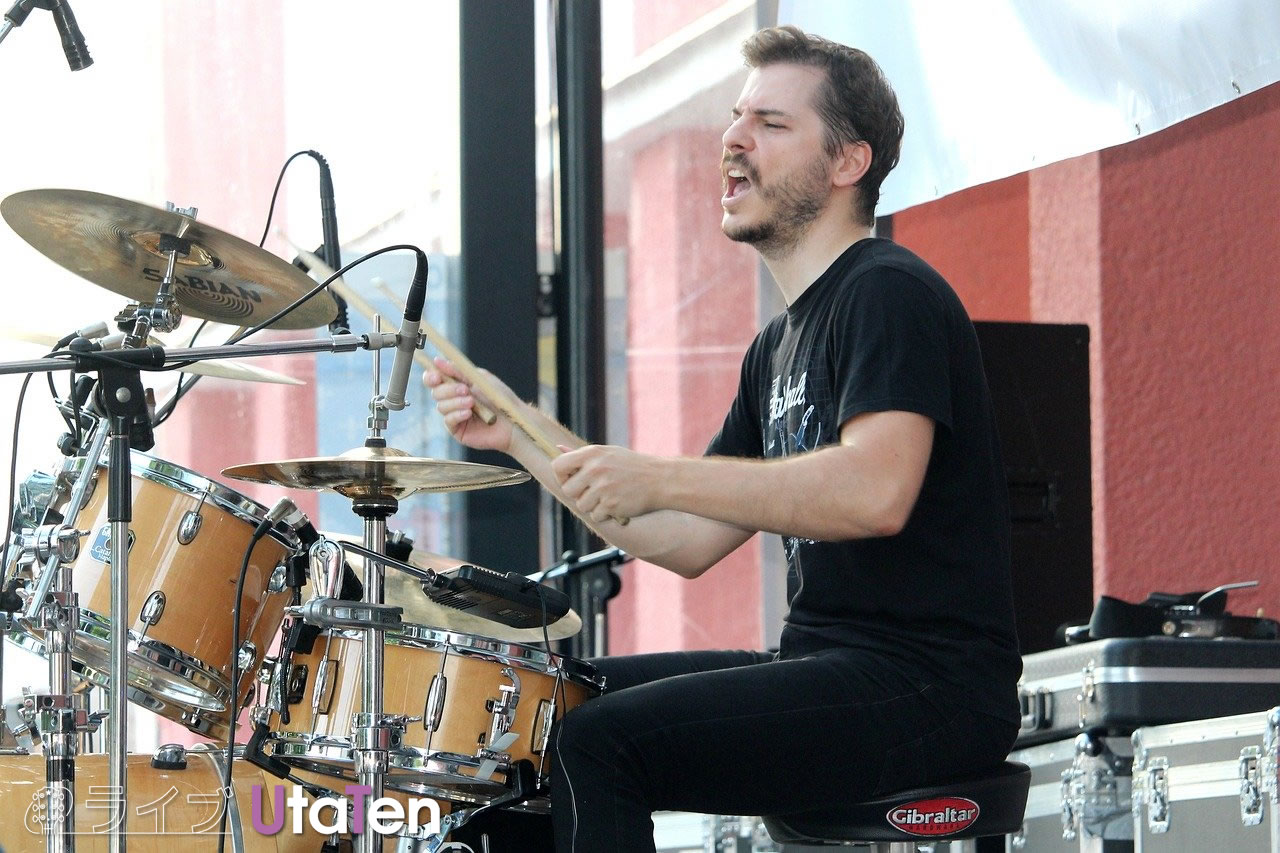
[371,286,630,526]
[370,280,561,457]
[286,242,497,424]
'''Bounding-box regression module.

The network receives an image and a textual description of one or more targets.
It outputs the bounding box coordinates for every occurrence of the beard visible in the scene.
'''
[722,153,831,258]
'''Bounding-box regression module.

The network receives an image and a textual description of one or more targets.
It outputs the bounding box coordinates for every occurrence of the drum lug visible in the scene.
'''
[151,743,188,770]
[313,657,338,716]
[267,561,288,594]
[237,640,257,672]
[423,673,448,732]
[257,655,277,685]
[532,697,558,756]
[176,509,203,545]
[137,590,166,637]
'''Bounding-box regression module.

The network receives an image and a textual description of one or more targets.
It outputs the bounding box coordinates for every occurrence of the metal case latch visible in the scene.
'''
[1146,757,1170,834]
[1240,746,1264,826]
[1018,682,1053,732]
[1077,660,1097,729]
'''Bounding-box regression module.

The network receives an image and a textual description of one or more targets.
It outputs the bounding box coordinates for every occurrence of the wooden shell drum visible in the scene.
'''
[268,625,603,807]
[9,452,298,739]
[0,751,321,852]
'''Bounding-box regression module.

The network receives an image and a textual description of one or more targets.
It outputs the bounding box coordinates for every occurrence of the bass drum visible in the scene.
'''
[0,751,322,851]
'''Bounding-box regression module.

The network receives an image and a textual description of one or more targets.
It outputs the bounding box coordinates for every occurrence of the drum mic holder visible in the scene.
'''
[326,537,572,629]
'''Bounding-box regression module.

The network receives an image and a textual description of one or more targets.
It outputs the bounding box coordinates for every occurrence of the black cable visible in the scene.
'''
[151,319,208,427]
[154,148,327,418]
[258,150,316,249]
[227,244,426,345]
[218,519,274,853]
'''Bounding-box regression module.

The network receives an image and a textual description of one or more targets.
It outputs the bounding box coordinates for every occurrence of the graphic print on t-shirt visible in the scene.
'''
[766,370,822,563]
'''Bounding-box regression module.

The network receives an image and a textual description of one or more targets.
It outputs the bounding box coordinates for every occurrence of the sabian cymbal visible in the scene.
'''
[1,189,337,329]
[0,326,304,385]
[317,532,582,642]
[222,444,530,499]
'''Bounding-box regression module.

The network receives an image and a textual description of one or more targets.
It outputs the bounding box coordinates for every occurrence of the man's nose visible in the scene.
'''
[722,116,751,152]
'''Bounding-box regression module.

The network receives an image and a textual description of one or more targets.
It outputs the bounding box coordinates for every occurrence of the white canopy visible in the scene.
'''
[780,0,1280,214]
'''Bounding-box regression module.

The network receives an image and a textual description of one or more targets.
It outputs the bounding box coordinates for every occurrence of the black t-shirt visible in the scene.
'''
[707,238,1022,722]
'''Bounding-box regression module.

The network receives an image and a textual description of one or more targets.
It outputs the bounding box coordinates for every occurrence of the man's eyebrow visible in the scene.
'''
[729,107,794,120]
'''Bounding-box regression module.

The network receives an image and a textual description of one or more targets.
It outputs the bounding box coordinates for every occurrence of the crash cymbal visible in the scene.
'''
[0,326,304,385]
[316,532,582,642]
[222,444,530,499]
[1,189,337,329]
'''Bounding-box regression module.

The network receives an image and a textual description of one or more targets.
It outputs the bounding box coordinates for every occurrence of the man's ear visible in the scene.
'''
[833,140,872,188]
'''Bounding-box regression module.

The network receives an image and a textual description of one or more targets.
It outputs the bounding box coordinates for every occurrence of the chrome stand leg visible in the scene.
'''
[106,424,131,852]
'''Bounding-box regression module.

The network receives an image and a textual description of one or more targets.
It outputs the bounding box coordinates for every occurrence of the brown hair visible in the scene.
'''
[742,25,904,225]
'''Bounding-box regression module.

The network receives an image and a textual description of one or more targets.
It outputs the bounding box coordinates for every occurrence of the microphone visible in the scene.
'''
[256,497,300,539]
[380,251,429,411]
[49,0,90,70]
[270,498,320,548]
[313,153,350,335]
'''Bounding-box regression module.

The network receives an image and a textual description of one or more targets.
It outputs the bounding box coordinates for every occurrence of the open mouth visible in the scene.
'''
[724,167,753,202]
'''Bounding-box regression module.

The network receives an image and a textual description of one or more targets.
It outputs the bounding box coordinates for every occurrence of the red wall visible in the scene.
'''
[154,2,313,747]
[895,83,1280,613]
[611,127,763,654]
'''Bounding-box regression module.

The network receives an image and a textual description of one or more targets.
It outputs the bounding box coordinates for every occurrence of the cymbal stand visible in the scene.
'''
[0,327,406,851]
[353,328,392,853]
[15,418,110,853]
[116,202,193,346]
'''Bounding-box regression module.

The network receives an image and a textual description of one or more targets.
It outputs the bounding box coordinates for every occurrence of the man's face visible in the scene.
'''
[721,63,835,256]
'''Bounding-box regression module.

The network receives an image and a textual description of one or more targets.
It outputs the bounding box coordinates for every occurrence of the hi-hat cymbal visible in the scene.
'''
[0,326,304,385]
[1,189,337,329]
[222,444,530,499]
[318,532,582,642]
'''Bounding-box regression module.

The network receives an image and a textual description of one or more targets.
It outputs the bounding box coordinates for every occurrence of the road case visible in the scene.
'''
[1016,638,1280,748]
[1007,732,1133,852]
[1132,707,1280,852]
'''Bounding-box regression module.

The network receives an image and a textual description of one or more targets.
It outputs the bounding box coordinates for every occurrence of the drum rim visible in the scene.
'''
[7,617,232,709]
[318,624,603,687]
[67,451,299,547]
[270,737,508,806]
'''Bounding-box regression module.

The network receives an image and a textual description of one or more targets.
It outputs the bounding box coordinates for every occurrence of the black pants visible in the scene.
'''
[455,636,1016,853]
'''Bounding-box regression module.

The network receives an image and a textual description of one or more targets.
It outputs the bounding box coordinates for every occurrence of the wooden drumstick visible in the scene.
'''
[287,242,497,424]
[384,297,630,526]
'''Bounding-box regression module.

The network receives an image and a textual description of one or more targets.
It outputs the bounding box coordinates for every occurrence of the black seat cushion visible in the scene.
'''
[763,761,1030,844]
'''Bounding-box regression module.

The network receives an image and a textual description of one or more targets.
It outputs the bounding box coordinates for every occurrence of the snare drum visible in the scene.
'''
[269,625,603,807]
[0,751,321,852]
[9,452,298,739]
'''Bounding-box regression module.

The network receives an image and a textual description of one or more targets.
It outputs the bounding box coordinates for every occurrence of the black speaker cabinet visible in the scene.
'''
[975,322,1093,655]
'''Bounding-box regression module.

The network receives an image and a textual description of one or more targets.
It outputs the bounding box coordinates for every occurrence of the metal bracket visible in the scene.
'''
[486,667,522,748]
[288,598,403,632]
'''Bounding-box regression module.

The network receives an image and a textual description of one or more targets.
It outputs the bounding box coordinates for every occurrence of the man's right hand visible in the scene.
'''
[424,356,515,453]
